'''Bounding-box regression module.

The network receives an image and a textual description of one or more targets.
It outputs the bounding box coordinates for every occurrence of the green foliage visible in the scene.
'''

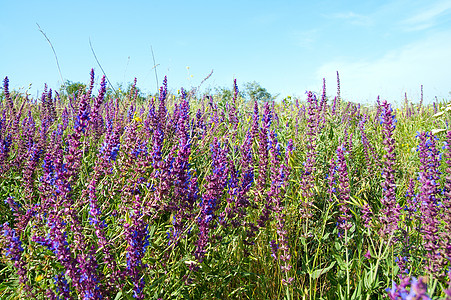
[215,86,234,102]
[215,81,276,103]
[243,81,276,102]
[61,80,87,97]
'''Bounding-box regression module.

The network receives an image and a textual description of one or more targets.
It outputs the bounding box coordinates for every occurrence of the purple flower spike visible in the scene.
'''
[441,130,451,264]
[379,100,400,239]
[256,102,271,197]
[195,138,229,262]
[2,222,32,294]
[124,195,150,300]
[336,143,352,236]
[3,76,16,116]
[90,74,107,139]
[386,276,431,300]
[299,91,318,219]
[417,131,442,274]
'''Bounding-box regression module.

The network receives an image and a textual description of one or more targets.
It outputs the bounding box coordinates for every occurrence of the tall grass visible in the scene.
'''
[1,71,451,299]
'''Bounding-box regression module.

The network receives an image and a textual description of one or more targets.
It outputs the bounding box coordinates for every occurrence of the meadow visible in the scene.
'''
[1,70,451,299]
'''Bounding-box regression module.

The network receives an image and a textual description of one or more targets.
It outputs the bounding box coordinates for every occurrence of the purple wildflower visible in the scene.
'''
[379,100,400,238]
[3,76,16,116]
[441,130,451,264]
[336,143,352,236]
[386,276,430,300]
[88,179,122,290]
[417,132,442,274]
[124,195,150,299]
[299,91,318,219]
[195,138,228,262]
[256,102,271,198]
[90,74,107,138]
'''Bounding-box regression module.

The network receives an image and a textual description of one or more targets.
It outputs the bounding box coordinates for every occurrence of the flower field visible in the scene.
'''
[1,70,451,299]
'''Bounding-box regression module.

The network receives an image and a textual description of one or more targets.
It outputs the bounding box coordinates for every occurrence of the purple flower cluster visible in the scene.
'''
[3,76,16,116]
[386,276,430,300]
[379,100,400,238]
[124,195,150,299]
[90,74,107,138]
[417,132,442,274]
[222,131,254,228]
[335,143,352,236]
[228,79,239,126]
[2,222,28,290]
[299,91,318,219]
[256,102,271,198]
[269,135,294,285]
[195,138,229,262]
[441,130,451,265]
[88,178,122,291]
[167,90,199,246]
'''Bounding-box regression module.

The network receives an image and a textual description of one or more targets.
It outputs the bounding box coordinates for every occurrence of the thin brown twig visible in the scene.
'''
[36,23,64,86]
[150,45,159,90]
[89,38,116,93]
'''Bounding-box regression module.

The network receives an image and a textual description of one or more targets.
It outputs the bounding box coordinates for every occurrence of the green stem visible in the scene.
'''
[345,229,350,299]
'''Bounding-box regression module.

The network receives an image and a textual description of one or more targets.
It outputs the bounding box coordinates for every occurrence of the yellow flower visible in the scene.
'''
[36,274,43,282]
[133,112,142,123]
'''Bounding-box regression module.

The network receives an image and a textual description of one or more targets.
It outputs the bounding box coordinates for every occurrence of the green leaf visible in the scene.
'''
[433,111,445,118]
[114,291,122,300]
[310,261,336,279]
[431,128,446,135]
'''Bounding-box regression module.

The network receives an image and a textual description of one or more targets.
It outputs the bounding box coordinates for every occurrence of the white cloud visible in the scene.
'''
[290,29,319,48]
[315,30,451,104]
[401,0,451,31]
[325,11,373,26]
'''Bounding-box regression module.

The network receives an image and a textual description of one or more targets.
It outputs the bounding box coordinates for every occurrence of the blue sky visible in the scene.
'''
[1,0,451,104]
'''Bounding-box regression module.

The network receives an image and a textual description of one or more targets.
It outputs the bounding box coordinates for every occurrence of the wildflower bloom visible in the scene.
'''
[379,100,400,238]
[195,138,228,262]
[228,79,239,126]
[299,91,318,219]
[327,157,337,202]
[417,132,442,274]
[90,74,107,138]
[158,76,168,131]
[335,143,352,236]
[2,223,24,262]
[124,195,150,299]
[88,178,122,290]
[222,131,253,228]
[2,222,29,291]
[386,276,430,300]
[441,130,451,264]
[270,135,294,285]
[396,178,417,274]
[167,89,198,245]
[256,102,271,197]
[318,78,327,126]
[3,76,16,116]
